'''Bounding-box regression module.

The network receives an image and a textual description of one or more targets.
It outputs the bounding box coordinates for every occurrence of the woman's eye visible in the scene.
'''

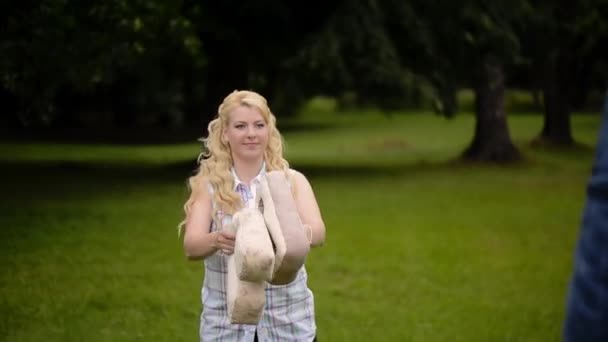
[256,123,265,128]
[235,124,245,129]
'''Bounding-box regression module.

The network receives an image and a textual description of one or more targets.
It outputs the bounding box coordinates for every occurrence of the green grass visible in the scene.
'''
[0,109,602,341]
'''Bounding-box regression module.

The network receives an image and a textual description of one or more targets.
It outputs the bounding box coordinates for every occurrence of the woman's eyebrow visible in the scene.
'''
[232,120,264,125]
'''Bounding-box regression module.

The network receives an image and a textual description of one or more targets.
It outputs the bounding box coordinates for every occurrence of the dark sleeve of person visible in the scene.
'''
[564,92,608,342]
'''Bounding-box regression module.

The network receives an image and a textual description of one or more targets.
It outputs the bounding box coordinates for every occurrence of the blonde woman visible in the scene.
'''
[181,90,325,341]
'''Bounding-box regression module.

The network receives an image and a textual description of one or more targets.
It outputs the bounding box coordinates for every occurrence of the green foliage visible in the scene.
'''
[384,0,532,117]
[0,0,204,127]
[175,1,341,119]
[1,0,605,130]
[520,0,608,95]
[290,0,434,112]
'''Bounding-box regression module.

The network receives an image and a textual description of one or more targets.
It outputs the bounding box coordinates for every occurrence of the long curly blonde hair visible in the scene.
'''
[179,90,289,234]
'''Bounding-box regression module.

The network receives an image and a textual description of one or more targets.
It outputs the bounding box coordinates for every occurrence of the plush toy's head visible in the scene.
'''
[232,208,275,283]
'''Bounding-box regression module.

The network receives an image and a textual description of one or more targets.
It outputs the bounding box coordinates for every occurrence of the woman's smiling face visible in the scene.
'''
[223,105,269,162]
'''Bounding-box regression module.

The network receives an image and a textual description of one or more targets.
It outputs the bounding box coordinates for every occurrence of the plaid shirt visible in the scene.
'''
[200,166,316,341]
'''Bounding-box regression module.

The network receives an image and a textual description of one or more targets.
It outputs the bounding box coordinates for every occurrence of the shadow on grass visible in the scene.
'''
[0,160,398,183]
[528,139,595,153]
[3,133,596,191]
[0,156,543,192]
[0,122,336,145]
[167,158,538,180]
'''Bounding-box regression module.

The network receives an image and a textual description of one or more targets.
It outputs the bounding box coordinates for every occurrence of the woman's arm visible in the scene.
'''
[292,170,326,247]
[183,180,235,259]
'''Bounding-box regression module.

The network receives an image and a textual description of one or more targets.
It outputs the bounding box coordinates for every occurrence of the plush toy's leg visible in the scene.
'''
[226,254,266,324]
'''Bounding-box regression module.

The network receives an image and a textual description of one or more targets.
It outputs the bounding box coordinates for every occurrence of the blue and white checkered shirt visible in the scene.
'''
[200,165,316,342]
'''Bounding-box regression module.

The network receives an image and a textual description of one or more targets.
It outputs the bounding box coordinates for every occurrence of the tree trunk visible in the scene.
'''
[539,49,575,145]
[532,89,542,110]
[462,55,521,162]
[0,87,20,128]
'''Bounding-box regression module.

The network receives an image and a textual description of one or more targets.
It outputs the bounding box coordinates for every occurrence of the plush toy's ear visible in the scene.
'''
[258,177,286,273]
[265,170,311,285]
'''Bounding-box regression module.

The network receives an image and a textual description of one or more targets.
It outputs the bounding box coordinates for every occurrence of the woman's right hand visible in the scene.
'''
[214,231,236,255]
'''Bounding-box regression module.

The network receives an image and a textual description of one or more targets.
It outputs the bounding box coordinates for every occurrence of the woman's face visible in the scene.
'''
[223,105,269,162]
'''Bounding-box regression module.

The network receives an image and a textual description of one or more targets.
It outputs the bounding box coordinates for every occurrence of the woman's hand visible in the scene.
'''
[214,231,236,255]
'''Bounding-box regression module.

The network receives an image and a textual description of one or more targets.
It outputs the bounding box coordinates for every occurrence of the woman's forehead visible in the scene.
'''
[229,105,265,121]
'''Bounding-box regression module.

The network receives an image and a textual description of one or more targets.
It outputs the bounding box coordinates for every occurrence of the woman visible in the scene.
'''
[180,90,325,341]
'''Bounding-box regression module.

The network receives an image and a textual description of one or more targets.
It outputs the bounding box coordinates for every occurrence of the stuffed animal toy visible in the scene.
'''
[225,205,272,324]
[225,170,312,324]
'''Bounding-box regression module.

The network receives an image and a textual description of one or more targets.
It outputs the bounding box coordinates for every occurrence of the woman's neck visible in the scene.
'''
[232,158,264,185]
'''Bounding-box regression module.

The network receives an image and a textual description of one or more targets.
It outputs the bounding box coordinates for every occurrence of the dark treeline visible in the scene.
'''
[1,0,607,159]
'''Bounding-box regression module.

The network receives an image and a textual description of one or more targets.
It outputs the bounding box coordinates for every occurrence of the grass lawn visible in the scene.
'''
[0,108,601,341]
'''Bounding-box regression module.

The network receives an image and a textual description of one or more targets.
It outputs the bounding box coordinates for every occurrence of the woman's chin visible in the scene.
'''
[234,151,264,162]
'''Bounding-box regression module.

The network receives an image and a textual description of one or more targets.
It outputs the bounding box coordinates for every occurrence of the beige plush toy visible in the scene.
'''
[225,170,312,324]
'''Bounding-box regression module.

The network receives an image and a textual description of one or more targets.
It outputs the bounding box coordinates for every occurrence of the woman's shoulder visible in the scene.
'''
[287,168,305,178]
[189,175,214,200]
[287,168,309,182]
[285,168,314,191]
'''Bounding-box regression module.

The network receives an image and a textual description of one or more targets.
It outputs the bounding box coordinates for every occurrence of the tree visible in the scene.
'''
[0,0,204,130]
[524,0,608,146]
[392,0,523,161]
[288,0,424,111]
[383,0,465,117]
[183,0,339,122]
[463,55,520,161]
[283,0,524,161]
[459,1,524,161]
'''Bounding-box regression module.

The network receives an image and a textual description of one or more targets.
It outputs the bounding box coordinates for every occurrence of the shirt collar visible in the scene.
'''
[231,161,266,190]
